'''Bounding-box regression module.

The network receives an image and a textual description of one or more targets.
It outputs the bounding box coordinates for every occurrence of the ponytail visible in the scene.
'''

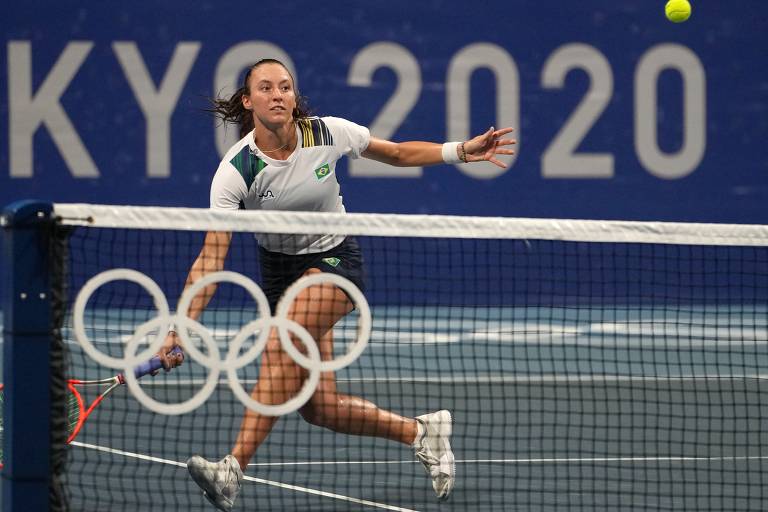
[207,86,254,139]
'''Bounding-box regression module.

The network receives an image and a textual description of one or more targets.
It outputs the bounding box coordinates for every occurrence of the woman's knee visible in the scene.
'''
[259,339,302,388]
[298,402,322,426]
[299,390,339,426]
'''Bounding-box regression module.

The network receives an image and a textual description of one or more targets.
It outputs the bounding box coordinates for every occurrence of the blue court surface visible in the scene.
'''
[4,306,768,511]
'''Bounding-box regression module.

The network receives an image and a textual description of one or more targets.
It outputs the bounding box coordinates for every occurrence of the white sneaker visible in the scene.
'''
[413,410,455,500]
[187,454,243,511]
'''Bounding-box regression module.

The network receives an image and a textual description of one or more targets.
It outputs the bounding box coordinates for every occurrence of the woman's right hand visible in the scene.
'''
[157,331,185,371]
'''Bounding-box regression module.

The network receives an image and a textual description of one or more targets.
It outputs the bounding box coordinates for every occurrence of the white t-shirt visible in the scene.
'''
[210,116,370,254]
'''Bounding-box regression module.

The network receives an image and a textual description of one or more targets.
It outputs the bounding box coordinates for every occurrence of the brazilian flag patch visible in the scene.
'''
[322,257,341,267]
[314,163,331,180]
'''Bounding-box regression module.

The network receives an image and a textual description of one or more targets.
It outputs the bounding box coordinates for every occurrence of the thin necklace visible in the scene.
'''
[258,128,295,154]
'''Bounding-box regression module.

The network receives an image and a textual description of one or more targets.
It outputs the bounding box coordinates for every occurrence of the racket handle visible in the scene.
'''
[129,346,184,379]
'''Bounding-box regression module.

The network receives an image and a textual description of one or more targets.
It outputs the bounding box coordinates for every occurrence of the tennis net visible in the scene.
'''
[12,204,768,511]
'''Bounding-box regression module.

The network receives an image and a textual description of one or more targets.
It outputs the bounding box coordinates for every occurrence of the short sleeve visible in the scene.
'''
[210,162,248,210]
[323,116,371,159]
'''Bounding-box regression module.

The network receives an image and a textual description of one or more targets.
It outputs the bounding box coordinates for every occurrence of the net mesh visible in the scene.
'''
[45,205,768,511]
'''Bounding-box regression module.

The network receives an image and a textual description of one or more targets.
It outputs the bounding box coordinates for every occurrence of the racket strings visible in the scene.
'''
[66,388,82,436]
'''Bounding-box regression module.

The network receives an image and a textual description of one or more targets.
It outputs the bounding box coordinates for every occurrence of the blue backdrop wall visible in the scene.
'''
[2,1,766,223]
[2,1,767,309]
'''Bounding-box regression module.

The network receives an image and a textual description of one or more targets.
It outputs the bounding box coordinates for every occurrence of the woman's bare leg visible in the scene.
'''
[230,268,417,471]
[230,330,304,470]
[299,329,417,445]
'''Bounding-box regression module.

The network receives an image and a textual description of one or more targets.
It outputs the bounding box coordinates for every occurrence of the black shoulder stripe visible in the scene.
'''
[298,117,334,148]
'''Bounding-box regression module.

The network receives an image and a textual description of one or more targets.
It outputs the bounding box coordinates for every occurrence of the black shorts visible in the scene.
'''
[258,236,366,313]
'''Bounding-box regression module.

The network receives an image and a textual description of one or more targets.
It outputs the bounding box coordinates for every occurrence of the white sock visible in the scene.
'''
[412,419,425,447]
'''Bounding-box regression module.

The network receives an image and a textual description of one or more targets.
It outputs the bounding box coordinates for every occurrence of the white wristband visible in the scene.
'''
[441,142,462,164]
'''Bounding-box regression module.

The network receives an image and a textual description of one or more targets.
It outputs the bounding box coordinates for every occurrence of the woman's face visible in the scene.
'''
[242,62,297,129]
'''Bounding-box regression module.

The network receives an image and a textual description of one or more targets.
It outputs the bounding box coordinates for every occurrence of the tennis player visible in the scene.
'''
[159,58,515,511]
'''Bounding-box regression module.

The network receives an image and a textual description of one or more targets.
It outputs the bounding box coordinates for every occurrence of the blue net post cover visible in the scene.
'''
[1,200,54,511]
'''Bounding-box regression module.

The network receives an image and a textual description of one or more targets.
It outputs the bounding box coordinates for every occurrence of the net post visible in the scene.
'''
[1,200,54,512]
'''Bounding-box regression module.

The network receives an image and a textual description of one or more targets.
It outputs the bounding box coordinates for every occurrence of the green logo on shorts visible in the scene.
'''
[322,257,341,267]
[314,163,331,180]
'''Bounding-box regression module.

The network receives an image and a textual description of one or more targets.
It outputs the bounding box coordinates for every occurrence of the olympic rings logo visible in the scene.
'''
[73,269,371,417]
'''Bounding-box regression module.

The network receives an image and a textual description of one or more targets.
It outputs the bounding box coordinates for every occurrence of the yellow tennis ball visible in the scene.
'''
[665,0,691,23]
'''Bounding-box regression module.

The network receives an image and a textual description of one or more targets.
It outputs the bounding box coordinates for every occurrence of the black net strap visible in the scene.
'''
[49,224,74,511]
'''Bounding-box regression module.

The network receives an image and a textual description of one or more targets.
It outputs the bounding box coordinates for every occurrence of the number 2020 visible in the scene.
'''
[346,42,706,181]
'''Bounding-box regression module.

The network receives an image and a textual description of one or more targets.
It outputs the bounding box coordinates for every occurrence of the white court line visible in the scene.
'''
[132,374,768,387]
[335,374,768,383]
[246,456,768,467]
[71,441,420,512]
[71,441,768,470]
[61,324,768,348]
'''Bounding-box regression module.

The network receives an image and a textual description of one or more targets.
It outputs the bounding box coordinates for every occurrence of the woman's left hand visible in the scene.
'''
[462,127,516,168]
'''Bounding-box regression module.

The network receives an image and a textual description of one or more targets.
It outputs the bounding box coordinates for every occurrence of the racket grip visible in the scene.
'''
[132,346,184,378]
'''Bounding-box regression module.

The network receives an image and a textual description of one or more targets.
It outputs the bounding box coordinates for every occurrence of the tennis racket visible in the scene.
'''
[66,346,184,443]
[0,347,183,467]
[0,346,184,467]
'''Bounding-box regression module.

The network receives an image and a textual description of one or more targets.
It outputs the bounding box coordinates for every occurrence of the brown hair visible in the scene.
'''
[207,59,310,138]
